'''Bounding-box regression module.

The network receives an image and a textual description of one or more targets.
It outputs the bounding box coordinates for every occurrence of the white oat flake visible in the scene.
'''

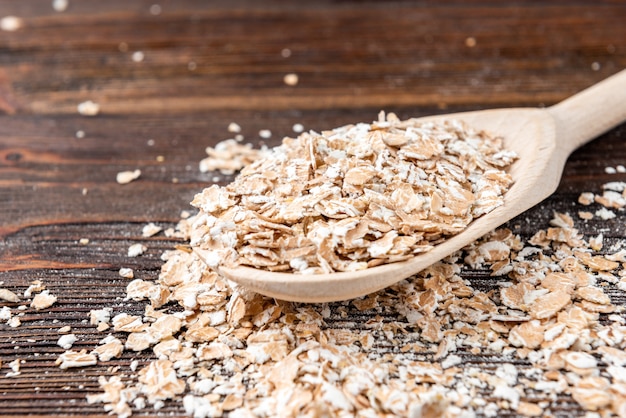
[0,16,23,32]
[128,243,147,257]
[57,334,78,350]
[116,169,141,185]
[77,100,100,116]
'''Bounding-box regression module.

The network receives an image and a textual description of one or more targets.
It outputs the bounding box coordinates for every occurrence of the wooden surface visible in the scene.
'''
[0,0,625,416]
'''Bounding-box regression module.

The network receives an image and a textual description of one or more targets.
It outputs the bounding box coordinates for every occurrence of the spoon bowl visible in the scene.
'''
[195,70,626,302]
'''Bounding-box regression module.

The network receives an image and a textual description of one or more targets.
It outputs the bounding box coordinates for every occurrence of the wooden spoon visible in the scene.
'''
[195,69,626,303]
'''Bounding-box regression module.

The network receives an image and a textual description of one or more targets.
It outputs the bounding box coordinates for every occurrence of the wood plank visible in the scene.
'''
[0,3,624,113]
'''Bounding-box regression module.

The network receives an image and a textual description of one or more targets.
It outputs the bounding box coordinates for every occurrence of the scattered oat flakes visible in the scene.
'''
[292,123,304,133]
[77,100,100,116]
[79,238,89,245]
[116,169,141,185]
[58,325,72,333]
[258,129,272,139]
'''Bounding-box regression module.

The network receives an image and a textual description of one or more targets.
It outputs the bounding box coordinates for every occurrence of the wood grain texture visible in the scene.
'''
[0,1,625,416]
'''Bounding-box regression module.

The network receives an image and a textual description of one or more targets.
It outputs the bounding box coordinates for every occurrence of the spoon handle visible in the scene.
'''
[548,69,626,154]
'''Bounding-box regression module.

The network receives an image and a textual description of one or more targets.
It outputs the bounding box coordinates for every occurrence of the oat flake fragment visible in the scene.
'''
[128,243,147,257]
[92,336,124,362]
[119,267,135,279]
[57,334,77,350]
[142,223,162,237]
[117,169,141,185]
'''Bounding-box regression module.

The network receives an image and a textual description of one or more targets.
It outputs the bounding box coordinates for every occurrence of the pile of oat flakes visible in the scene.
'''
[3,117,626,418]
[80,120,625,417]
[190,112,516,274]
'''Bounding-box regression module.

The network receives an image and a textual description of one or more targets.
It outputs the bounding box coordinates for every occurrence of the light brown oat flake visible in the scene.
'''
[578,192,595,205]
[528,290,571,319]
[56,350,97,369]
[137,359,185,404]
[92,336,124,362]
[30,290,57,310]
[575,251,620,271]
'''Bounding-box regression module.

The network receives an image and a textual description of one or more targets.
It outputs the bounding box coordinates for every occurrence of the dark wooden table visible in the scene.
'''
[1,1,625,416]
